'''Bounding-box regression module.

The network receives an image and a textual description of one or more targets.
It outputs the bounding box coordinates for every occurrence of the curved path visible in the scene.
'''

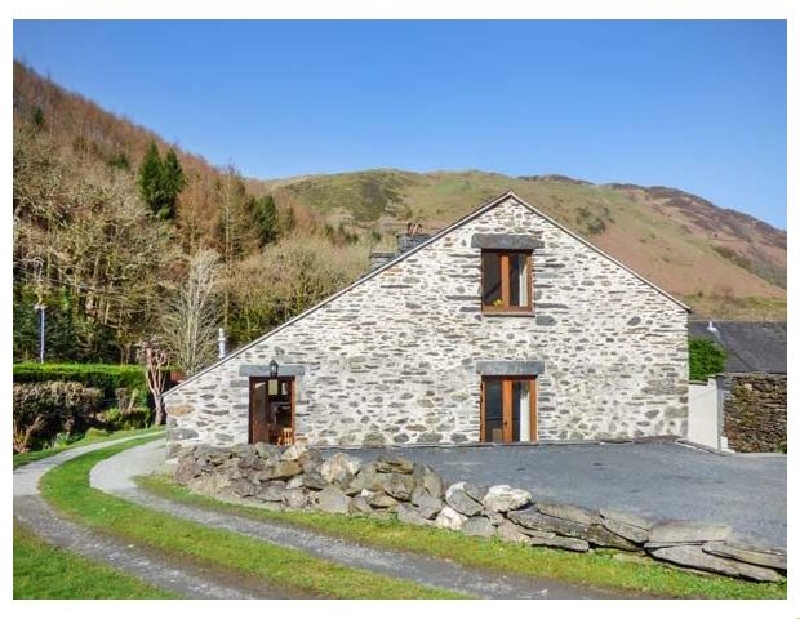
[13,437,306,600]
[91,439,645,600]
[14,436,648,599]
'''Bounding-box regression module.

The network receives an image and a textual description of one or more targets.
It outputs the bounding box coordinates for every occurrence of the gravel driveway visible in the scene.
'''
[332,442,787,549]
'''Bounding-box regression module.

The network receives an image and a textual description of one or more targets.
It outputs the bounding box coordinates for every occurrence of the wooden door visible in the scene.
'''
[249,378,270,444]
[249,377,295,445]
[480,376,537,443]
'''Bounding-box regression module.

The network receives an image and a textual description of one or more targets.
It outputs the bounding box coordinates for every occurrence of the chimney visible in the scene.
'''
[368,250,396,271]
[395,223,431,255]
[218,328,227,359]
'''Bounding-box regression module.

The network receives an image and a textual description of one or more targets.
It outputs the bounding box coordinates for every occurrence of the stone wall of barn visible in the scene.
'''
[164,196,689,449]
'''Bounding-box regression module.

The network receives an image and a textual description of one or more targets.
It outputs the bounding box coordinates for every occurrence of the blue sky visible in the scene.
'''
[13,20,787,228]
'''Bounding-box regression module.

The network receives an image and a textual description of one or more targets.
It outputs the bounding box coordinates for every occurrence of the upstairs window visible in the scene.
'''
[481,251,532,312]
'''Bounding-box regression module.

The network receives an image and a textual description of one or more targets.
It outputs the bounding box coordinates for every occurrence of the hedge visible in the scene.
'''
[13,363,148,408]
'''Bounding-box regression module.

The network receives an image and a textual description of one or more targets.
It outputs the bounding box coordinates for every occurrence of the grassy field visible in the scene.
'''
[13,521,177,599]
[37,438,467,600]
[139,475,787,600]
[13,426,164,469]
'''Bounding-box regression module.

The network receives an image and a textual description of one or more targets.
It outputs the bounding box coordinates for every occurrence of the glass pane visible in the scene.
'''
[274,402,292,427]
[253,381,266,420]
[512,380,531,442]
[483,379,503,442]
[482,253,502,307]
[510,253,529,307]
[267,379,278,396]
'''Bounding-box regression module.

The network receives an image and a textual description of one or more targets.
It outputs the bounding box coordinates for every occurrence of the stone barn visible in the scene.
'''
[164,191,689,450]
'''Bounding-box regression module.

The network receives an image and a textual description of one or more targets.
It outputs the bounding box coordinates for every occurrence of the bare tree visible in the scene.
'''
[144,346,169,426]
[161,249,223,376]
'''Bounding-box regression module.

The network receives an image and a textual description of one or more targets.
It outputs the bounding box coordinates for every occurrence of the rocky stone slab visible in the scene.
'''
[230,478,257,497]
[256,482,286,503]
[648,521,732,545]
[277,443,304,460]
[298,449,324,474]
[536,501,600,525]
[267,460,302,480]
[174,458,202,485]
[284,488,309,509]
[396,503,433,527]
[508,509,636,550]
[302,470,328,490]
[384,473,415,501]
[410,487,443,519]
[482,485,532,513]
[351,496,373,514]
[599,508,653,531]
[361,490,398,509]
[462,516,495,537]
[463,483,489,503]
[435,506,468,531]
[496,520,530,544]
[650,545,783,582]
[528,534,590,553]
[702,540,787,572]
[317,487,351,514]
[187,472,230,496]
[413,465,445,498]
[445,482,483,517]
[376,456,415,475]
[320,453,362,485]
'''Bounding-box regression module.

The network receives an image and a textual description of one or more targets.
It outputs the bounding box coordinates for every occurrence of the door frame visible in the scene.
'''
[479,375,538,443]
[248,376,295,445]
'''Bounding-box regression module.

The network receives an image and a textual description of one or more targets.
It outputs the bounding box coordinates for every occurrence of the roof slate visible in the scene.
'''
[689,321,787,374]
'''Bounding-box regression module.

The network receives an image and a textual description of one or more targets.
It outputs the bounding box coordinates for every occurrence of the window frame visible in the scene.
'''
[480,250,533,314]
[479,375,538,443]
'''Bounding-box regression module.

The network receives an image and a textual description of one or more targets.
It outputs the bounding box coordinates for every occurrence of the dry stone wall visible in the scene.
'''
[171,443,786,583]
[164,195,689,449]
[723,373,787,453]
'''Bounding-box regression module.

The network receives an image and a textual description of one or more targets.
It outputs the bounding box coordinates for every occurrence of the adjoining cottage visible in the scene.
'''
[164,191,690,450]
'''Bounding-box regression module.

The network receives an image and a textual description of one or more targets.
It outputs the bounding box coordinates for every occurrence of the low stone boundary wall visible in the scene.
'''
[172,443,786,583]
[723,373,787,453]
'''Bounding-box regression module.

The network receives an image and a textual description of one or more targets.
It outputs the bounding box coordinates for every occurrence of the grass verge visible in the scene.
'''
[13,520,177,599]
[13,427,164,469]
[139,475,787,600]
[38,439,467,600]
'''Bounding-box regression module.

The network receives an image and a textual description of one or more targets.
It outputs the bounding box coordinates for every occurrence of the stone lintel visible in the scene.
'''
[470,234,545,251]
[475,360,545,376]
[239,364,306,377]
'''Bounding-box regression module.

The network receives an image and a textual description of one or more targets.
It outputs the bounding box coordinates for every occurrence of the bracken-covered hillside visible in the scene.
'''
[13,60,786,363]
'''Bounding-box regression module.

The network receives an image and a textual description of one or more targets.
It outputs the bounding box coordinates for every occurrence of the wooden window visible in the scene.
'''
[480,376,537,442]
[481,251,532,312]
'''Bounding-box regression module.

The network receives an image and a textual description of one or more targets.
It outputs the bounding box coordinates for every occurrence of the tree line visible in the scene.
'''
[13,113,370,374]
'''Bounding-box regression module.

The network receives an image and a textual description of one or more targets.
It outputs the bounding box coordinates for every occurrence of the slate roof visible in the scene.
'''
[689,320,787,374]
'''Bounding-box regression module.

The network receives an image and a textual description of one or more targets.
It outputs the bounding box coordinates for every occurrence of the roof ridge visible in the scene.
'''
[505,191,690,311]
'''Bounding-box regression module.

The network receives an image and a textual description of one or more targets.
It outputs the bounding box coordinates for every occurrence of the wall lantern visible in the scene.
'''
[269,359,279,378]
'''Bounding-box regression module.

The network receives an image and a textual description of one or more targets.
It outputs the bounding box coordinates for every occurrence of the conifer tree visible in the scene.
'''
[138,140,163,217]
[161,147,187,220]
[137,141,186,220]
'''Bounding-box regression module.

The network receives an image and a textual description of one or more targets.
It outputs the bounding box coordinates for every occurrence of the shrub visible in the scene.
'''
[13,381,103,452]
[689,337,727,380]
[102,407,153,431]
